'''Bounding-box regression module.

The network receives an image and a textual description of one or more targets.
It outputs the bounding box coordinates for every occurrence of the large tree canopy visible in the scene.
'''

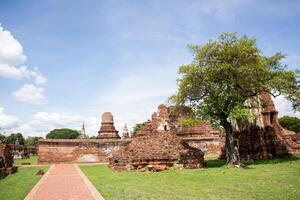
[46,128,79,139]
[172,33,300,166]
[4,133,25,145]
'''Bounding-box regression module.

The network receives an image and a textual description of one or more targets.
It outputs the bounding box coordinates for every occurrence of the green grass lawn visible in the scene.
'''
[0,166,48,200]
[80,157,300,200]
[13,155,38,165]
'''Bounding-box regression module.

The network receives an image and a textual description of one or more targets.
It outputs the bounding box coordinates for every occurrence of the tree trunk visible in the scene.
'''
[221,118,243,167]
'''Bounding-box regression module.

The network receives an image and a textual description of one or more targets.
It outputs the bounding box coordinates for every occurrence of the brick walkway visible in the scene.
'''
[25,164,104,200]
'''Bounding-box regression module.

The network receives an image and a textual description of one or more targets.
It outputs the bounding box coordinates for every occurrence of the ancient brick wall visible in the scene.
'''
[38,139,129,163]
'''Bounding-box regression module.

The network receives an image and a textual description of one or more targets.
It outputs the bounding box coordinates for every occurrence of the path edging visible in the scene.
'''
[24,165,54,200]
[75,164,105,200]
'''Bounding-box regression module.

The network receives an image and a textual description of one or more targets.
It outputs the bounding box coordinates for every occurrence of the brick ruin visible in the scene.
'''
[38,139,129,163]
[97,112,121,139]
[132,104,225,156]
[38,112,128,164]
[0,141,17,178]
[38,92,299,167]
[230,92,300,159]
[109,105,220,171]
[109,131,205,171]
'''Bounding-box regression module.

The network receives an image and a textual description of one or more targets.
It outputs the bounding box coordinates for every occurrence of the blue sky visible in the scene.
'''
[0,0,299,137]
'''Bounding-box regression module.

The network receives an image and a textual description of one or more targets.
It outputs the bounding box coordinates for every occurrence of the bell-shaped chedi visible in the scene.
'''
[97,112,121,139]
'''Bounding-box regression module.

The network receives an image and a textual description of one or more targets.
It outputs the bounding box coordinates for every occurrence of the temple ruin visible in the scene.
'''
[0,141,17,178]
[230,91,300,159]
[97,112,121,139]
[38,112,127,163]
[38,93,300,168]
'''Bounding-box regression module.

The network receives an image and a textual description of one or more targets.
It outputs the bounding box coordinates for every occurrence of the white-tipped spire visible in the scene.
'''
[122,123,129,138]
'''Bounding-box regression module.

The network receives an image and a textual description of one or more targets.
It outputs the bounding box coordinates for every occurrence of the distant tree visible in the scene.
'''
[5,133,25,145]
[46,128,79,139]
[132,120,151,136]
[279,116,300,132]
[0,133,6,141]
[89,136,97,139]
[25,136,41,146]
[171,33,300,167]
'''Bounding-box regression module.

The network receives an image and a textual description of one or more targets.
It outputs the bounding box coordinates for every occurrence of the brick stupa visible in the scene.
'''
[97,112,121,139]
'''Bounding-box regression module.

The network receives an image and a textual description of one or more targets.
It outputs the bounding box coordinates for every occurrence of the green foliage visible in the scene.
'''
[229,106,253,121]
[179,117,202,126]
[132,120,151,135]
[89,136,97,139]
[46,128,79,139]
[5,133,25,145]
[24,137,41,146]
[0,133,6,141]
[172,32,300,127]
[279,116,300,132]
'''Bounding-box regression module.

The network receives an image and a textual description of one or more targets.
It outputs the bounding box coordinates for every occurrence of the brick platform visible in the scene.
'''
[25,164,104,200]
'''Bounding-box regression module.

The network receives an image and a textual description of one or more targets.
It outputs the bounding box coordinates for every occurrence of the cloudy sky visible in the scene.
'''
[0,0,299,137]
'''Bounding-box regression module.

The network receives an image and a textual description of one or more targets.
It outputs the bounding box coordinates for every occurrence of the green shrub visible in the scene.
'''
[46,128,79,139]
[279,116,300,132]
[179,118,202,126]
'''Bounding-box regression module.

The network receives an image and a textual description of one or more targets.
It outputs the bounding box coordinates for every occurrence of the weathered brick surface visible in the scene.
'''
[97,112,120,139]
[38,139,129,163]
[109,131,205,171]
[226,92,300,159]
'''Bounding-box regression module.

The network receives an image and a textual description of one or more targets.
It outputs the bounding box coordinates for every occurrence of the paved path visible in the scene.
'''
[25,164,104,200]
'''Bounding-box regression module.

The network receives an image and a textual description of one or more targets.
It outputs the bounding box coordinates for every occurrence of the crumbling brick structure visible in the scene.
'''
[229,92,300,159]
[0,141,17,178]
[146,104,224,156]
[109,131,205,171]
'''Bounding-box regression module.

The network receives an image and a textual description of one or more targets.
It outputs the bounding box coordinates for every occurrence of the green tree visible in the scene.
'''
[46,128,79,139]
[279,116,300,132]
[5,133,25,145]
[24,136,41,146]
[0,134,6,141]
[132,120,151,136]
[171,33,300,167]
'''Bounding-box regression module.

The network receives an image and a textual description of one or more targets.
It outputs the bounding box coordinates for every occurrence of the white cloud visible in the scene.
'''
[0,25,26,65]
[273,95,300,118]
[12,112,99,137]
[30,68,47,85]
[0,107,18,129]
[0,63,30,79]
[0,25,47,103]
[12,84,46,105]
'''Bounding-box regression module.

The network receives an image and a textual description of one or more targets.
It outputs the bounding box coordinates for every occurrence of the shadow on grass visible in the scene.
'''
[205,156,300,168]
[243,156,300,166]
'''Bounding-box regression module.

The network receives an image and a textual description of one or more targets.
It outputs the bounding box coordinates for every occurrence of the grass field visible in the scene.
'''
[13,155,38,165]
[0,166,48,200]
[80,157,300,200]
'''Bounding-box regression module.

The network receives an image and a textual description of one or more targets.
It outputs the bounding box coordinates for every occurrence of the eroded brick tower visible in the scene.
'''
[97,112,121,139]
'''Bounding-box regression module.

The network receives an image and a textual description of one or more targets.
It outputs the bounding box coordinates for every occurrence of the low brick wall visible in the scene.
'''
[183,136,225,156]
[38,139,130,164]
